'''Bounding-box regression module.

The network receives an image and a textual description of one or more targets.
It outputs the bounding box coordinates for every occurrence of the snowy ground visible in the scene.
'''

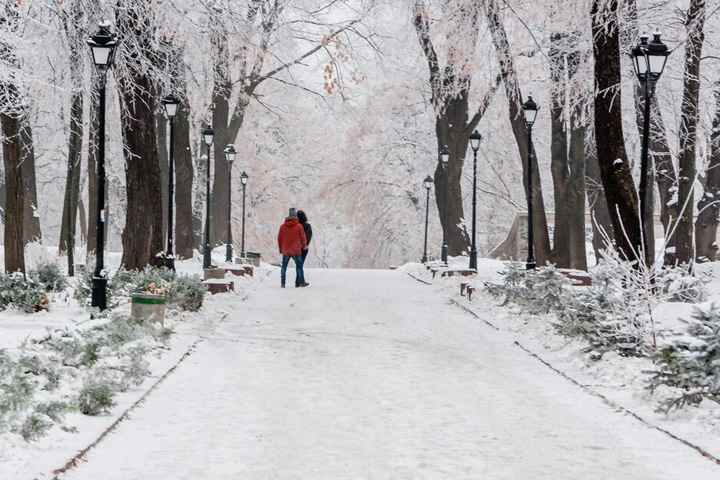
[2,255,720,479]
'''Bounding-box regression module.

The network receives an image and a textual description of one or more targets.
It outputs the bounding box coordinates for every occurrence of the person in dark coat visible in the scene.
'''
[277,208,309,288]
[297,210,312,264]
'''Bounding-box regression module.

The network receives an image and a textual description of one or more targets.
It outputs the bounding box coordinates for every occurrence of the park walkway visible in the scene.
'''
[62,269,720,479]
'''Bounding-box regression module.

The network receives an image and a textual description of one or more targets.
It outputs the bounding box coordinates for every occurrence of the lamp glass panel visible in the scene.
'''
[524,108,538,124]
[92,46,112,67]
[648,55,667,75]
[633,54,648,76]
[204,134,214,146]
[164,103,179,118]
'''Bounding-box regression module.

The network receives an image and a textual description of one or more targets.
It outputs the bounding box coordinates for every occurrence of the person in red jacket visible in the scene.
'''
[277,208,309,288]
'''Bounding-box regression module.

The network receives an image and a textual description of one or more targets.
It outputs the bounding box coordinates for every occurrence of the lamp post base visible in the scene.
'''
[421,253,428,263]
[225,244,233,264]
[469,249,477,270]
[526,260,536,270]
[164,256,175,271]
[203,245,212,269]
[441,245,448,265]
[91,276,108,311]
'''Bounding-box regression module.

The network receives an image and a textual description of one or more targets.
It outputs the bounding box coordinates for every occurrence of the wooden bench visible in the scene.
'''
[558,269,592,286]
[460,282,478,300]
[223,265,253,277]
[440,268,476,278]
[202,279,234,294]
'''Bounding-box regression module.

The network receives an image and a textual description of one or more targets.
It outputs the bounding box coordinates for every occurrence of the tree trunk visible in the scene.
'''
[192,149,206,251]
[486,0,551,265]
[19,120,41,244]
[211,29,233,248]
[696,82,720,262]
[78,197,87,245]
[566,47,588,271]
[675,0,706,267]
[116,2,164,270]
[590,0,644,265]
[59,2,85,277]
[1,108,25,273]
[585,127,615,260]
[174,101,194,259]
[59,91,83,275]
[0,5,26,273]
[549,34,570,268]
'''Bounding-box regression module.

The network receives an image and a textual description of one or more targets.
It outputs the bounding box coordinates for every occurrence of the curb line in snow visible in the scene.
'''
[51,338,205,479]
[405,272,433,285]
[513,341,720,468]
[452,291,720,469]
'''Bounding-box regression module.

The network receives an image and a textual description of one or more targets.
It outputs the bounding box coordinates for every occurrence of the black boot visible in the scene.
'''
[281,281,286,288]
[297,282,309,288]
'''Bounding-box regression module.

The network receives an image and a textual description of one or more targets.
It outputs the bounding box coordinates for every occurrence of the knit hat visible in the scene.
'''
[288,207,297,218]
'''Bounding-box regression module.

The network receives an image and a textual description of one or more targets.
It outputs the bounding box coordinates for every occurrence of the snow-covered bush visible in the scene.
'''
[0,315,173,441]
[0,351,35,420]
[554,258,652,359]
[29,262,68,292]
[655,267,707,303]
[0,272,50,313]
[646,304,720,412]
[74,267,207,312]
[485,263,570,314]
[78,378,117,416]
[19,412,53,441]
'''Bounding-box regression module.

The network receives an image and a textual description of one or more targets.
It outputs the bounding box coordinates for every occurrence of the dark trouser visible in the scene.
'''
[281,255,305,285]
[301,248,309,263]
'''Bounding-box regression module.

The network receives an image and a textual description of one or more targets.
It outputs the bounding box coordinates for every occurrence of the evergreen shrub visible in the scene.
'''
[74,267,206,312]
[647,304,720,412]
[29,262,68,292]
[78,379,116,415]
[0,273,50,313]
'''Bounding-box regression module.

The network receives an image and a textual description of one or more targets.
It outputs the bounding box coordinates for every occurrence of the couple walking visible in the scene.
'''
[277,208,312,288]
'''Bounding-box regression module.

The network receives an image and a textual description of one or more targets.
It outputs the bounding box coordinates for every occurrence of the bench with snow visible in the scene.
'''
[460,281,477,301]
[425,261,445,270]
[202,279,234,295]
[223,265,254,277]
[558,268,591,286]
[440,268,476,278]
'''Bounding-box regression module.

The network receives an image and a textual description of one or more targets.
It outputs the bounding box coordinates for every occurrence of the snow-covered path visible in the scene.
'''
[62,269,719,479]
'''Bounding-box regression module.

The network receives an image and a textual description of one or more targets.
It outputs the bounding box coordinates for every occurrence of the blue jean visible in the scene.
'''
[281,255,305,285]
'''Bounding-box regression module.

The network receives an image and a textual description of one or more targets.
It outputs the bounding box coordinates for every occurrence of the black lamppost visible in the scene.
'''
[161,93,180,271]
[440,145,450,264]
[202,125,215,269]
[522,95,538,270]
[631,32,670,259]
[240,171,248,258]
[468,130,482,270]
[224,144,237,263]
[87,21,119,310]
[422,175,433,263]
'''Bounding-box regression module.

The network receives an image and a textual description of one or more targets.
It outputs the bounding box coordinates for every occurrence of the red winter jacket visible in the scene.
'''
[278,217,307,256]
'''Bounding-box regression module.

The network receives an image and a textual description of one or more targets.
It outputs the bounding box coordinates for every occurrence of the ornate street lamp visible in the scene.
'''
[224,144,237,263]
[87,21,119,310]
[631,32,670,262]
[440,145,450,264]
[522,95,538,270]
[240,171,248,258]
[422,175,433,263]
[161,93,180,271]
[468,129,482,270]
[202,125,215,269]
